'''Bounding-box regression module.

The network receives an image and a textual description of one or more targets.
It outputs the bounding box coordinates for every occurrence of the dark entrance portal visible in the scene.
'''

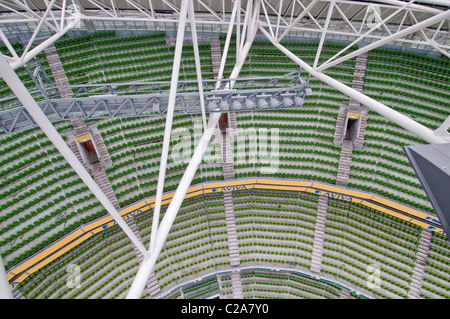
[345,118,357,140]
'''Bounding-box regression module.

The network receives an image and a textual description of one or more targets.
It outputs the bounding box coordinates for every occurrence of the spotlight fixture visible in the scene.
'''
[294,96,305,107]
[257,99,269,109]
[219,100,229,111]
[207,101,218,111]
[231,100,243,110]
[244,99,255,109]
[269,98,280,108]
[282,97,294,107]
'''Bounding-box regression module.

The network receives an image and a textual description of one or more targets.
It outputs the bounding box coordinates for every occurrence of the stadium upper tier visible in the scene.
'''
[0,30,449,300]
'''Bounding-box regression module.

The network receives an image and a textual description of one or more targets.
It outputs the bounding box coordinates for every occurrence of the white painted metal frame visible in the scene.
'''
[148,0,190,256]
[0,0,448,71]
[126,0,261,299]
[0,256,12,299]
[313,0,335,69]
[0,0,82,70]
[258,25,450,144]
[188,0,207,129]
[216,0,240,89]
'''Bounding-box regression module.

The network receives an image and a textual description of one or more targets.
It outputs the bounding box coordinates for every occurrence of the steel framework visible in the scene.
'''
[0,0,448,70]
[0,72,308,133]
[0,0,449,299]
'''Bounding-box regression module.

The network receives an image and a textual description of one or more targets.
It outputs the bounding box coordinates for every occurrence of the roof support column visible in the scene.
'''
[0,256,12,299]
[126,0,259,299]
[259,25,450,145]
[148,0,190,256]
[188,0,207,130]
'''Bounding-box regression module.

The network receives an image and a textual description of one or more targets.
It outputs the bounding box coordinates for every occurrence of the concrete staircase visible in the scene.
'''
[90,126,113,167]
[334,52,368,148]
[352,53,368,91]
[68,139,89,171]
[333,104,348,147]
[408,229,432,299]
[354,108,369,150]
[311,195,329,273]
[92,162,118,207]
[43,44,74,98]
[222,131,235,179]
[340,289,352,299]
[228,112,237,130]
[71,118,89,137]
[231,271,244,299]
[12,287,25,299]
[348,52,368,112]
[124,218,161,298]
[336,139,354,186]
[223,191,240,267]
[210,35,223,79]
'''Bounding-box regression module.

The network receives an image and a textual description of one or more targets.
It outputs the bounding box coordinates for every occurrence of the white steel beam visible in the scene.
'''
[294,0,323,30]
[316,8,450,72]
[334,2,358,34]
[197,0,221,21]
[259,25,450,145]
[161,0,179,14]
[277,0,321,42]
[9,15,80,70]
[126,113,221,299]
[43,0,60,31]
[87,0,116,17]
[236,0,241,61]
[408,11,450,59]
[0,29,19,59]
[275,0,284,39]
[0,1,37,21]
[60,0,67,31]
[188,0,207,130]
[431,19,445,41]
[216,0,239,89]
[289,0,296,24]
[313,0,335,69]
[320,0,416,71]
[435,116,450,137]
[262,0,288,29]
[261,0,274,38]
[0,53,150,259]
[396,10,409,33]
[21,0,57,58]
[148,0,189,256]
[241,0,252,54]
[148,0,155,18]
[126,2,259,299]
[11,0,59,32]
[126,0,153,19]
[0,256,12,299]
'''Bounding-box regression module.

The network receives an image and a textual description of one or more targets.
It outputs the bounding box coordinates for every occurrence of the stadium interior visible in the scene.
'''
[0,0,449,300]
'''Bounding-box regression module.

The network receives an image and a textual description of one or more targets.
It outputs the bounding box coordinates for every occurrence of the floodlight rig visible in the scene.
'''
[0,71,310,134]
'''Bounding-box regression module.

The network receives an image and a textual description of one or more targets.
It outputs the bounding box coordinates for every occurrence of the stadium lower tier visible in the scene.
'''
[7,179,448,299]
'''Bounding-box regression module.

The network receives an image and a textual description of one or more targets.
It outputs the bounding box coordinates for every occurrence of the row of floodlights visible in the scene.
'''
[206,93,305,112]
